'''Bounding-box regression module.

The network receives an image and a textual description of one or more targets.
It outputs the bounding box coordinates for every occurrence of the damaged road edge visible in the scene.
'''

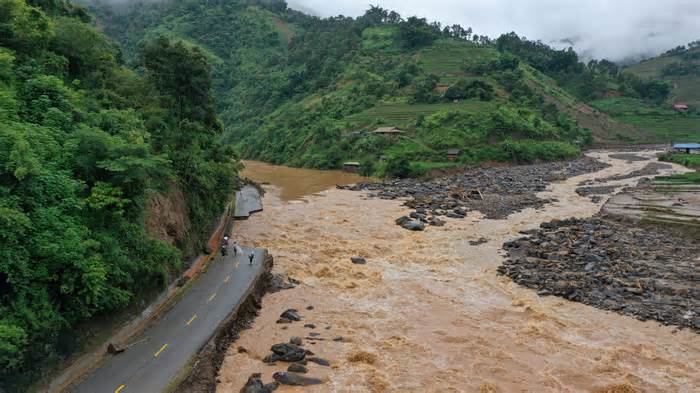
[173,253,275,393]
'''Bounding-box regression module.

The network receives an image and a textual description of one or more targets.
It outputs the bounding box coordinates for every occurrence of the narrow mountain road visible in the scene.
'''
[70,247,267,393]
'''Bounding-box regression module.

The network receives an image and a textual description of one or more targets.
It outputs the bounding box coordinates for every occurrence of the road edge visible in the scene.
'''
[43,198,237,393]
[171,252,274,393]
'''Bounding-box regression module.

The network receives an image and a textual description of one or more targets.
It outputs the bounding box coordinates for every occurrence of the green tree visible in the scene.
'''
[140,36,217,127]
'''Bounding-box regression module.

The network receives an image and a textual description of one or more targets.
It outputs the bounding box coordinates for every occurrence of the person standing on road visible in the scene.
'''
[223,236,229,245]
[221,244,228,256]
[248,251,254,265]
[232,241,238,256]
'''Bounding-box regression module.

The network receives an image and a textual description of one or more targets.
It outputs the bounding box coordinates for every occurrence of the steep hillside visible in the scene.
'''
[89,1,603,175]
[626,45,700,107]
[590,43,700,143]
[0,0,237,388]
[88,0,689,174]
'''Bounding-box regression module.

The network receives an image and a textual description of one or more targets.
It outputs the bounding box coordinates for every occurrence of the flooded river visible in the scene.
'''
[241,160,371,202]
[220,153,699,393]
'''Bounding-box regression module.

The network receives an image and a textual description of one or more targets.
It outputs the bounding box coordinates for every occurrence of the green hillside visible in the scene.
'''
[626,45,700,107]
[86,0,692,174]
[87,2,603,176]
[608,44,700,142]
[0,0,237,388]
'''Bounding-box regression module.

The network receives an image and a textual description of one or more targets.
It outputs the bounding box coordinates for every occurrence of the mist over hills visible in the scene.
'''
[288,0,700,62]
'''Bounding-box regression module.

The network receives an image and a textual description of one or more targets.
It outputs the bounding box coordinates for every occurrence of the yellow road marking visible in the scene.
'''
[115,384,125,393]
[224,275,230,283]
[186,314,198,326]
[153,343,168,357]
[207,292,217,302]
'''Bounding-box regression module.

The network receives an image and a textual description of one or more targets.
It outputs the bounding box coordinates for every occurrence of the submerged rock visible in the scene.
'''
[287,363,308,373]
[306,356,330,366]
[240,373,279,393]
[272,372,322,386]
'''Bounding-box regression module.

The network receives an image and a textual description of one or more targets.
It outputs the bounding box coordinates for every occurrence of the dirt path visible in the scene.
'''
[217,151,699,393]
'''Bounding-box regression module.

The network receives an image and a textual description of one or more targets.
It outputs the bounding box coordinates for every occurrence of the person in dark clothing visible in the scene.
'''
[221,244,228,256]
[248,251,254,265]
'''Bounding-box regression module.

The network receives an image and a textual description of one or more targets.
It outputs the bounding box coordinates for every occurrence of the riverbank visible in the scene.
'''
[217,151,698,392]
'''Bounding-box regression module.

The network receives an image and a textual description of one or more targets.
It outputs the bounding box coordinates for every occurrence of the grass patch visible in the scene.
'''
[656,153,700,185]
[362,26,399,52]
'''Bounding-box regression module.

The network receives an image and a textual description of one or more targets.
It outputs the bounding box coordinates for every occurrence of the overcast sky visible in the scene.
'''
[287,0,700,62]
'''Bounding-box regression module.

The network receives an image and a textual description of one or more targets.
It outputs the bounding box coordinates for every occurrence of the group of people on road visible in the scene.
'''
[222,236,255,265]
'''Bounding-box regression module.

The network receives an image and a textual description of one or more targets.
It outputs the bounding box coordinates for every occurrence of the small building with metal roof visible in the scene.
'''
[672,143,700,154]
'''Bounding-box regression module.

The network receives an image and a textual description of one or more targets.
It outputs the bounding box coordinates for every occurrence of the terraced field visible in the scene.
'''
[347,100,494,127]
[418,39,499,82]
[614,114,700,142]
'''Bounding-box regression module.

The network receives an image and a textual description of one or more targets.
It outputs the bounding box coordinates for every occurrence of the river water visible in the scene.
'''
[220,154,699,393]
[241,160,372,202]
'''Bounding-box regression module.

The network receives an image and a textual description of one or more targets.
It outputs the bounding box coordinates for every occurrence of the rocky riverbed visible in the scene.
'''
[217,151,698,393]
[578,162,672,185]
[499,217,700,330]
[340,157,610,227]
[575,185,619,203]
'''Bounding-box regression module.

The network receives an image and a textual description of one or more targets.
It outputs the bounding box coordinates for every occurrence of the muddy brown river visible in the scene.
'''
[221,153,699,393]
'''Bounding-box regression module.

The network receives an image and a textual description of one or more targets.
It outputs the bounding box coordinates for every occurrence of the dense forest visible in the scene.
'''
[0,0,237,387]
[87,0,691,178]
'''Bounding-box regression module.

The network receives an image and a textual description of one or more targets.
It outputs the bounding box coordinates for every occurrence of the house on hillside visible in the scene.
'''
[343,162,361,173]
[673,103,689,112]
[446,148,462,161]
[372,126,405,140]
[672,143,700,154]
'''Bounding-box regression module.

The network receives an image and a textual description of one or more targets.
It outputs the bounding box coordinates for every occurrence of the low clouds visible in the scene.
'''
[287,0,700,61]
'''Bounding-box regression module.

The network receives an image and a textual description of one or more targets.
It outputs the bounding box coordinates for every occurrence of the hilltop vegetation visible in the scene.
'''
[0,0,237,387]
[89,0,695,177]
[88,1,600,176]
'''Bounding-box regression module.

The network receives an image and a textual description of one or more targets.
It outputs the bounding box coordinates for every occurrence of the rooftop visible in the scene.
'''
[673,143,700,149]
[372,126,405,134]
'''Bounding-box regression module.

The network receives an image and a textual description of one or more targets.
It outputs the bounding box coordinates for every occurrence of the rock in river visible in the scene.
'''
[401,220,425,231]
[240,373,279,393]
[287,363,308,373]
[272,372,323,386]
[306,356,330,366]
[264,343,306,363]
[279,309,301,321]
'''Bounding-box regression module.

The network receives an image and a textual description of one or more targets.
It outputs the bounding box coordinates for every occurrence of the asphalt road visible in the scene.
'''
[70,247,267,393]
[234,185,263,219]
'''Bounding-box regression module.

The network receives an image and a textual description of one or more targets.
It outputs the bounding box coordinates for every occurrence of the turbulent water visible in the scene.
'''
[219,152,699,393]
